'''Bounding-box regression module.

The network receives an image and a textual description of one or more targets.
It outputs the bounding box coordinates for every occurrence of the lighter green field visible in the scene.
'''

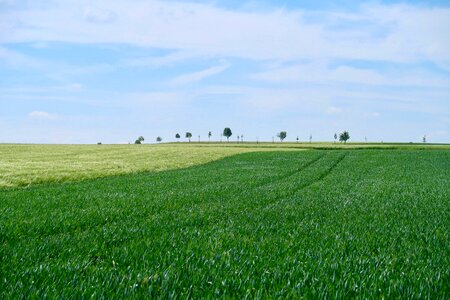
[0,144,294,188]
[1,142,448,188]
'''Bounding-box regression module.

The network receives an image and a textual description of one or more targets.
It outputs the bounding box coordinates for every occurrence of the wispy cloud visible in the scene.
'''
[0,46,42,68]
[121,51,201,68]
[251,61,450,88]
[170,61,230,85]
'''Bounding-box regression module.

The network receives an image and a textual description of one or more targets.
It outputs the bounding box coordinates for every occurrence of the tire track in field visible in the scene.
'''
[258,152,348,210]
[289,152,347,194]
[250,153,326,189]
[303,152,348,189]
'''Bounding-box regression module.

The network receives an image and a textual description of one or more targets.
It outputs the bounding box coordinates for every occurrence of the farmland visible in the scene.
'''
[1,143,448,188]
[1,145,449,298]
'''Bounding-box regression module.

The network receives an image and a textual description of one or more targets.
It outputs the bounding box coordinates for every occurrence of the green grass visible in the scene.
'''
[1,149,449,298]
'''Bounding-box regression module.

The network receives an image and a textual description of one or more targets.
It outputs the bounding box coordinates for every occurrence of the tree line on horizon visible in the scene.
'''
[131,128,351,144]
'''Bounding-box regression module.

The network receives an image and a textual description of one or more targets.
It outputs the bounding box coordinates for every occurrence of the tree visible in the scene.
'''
[277,131,287,142]
[208,131,212,142]
[241,134,243,143]
[135,136,144,144]
[175,133,180,142]
[309,134,312,143]
[339,131,350,143]
[185,132,192,142]
[296,136,299,143]
[422,135,427,143]
[223,127,232,142]
[156,136,162,143]
[334,133,337,143]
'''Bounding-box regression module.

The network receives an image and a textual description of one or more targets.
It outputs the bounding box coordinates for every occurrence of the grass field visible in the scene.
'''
[1,146,449,298]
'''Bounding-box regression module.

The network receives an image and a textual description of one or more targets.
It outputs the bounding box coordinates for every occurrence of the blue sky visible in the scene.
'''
[0,0,449,143]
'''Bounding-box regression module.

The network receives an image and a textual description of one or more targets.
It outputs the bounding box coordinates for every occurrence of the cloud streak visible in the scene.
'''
[170,61,230,85]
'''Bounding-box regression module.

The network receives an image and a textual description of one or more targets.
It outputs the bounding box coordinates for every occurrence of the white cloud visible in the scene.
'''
[28,111,58,120]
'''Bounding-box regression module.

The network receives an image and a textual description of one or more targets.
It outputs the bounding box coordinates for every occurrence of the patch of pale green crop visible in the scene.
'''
[0,144,303,188]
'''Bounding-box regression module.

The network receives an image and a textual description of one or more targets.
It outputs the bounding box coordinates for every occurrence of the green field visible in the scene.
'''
[1,145,449,298]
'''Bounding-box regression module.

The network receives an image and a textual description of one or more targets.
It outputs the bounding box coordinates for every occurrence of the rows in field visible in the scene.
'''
[1,150,449,298]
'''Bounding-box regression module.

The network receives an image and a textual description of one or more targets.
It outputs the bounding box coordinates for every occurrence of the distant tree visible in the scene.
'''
[223,127,232,142]
[185,132,192,142]
[339,131,350,143]
[198,135,201,142]
[175,133,180,142]
[97,142,102,145]
[241,134,244,143]
[237,135,240,143]
[208,131,212,142]
[156,136,162,143]
[422,135,427,143]
[334,133,337,143]
[309,134,312,143]
[296,136,299,143]
[277,131,287,142]
[135,136,144,144]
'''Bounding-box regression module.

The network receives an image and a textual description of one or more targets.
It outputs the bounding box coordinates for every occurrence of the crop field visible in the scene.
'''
[1,147,449,298]
[1,143,448,188]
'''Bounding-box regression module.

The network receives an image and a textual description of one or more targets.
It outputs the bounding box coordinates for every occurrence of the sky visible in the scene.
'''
[1,0,449,144]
